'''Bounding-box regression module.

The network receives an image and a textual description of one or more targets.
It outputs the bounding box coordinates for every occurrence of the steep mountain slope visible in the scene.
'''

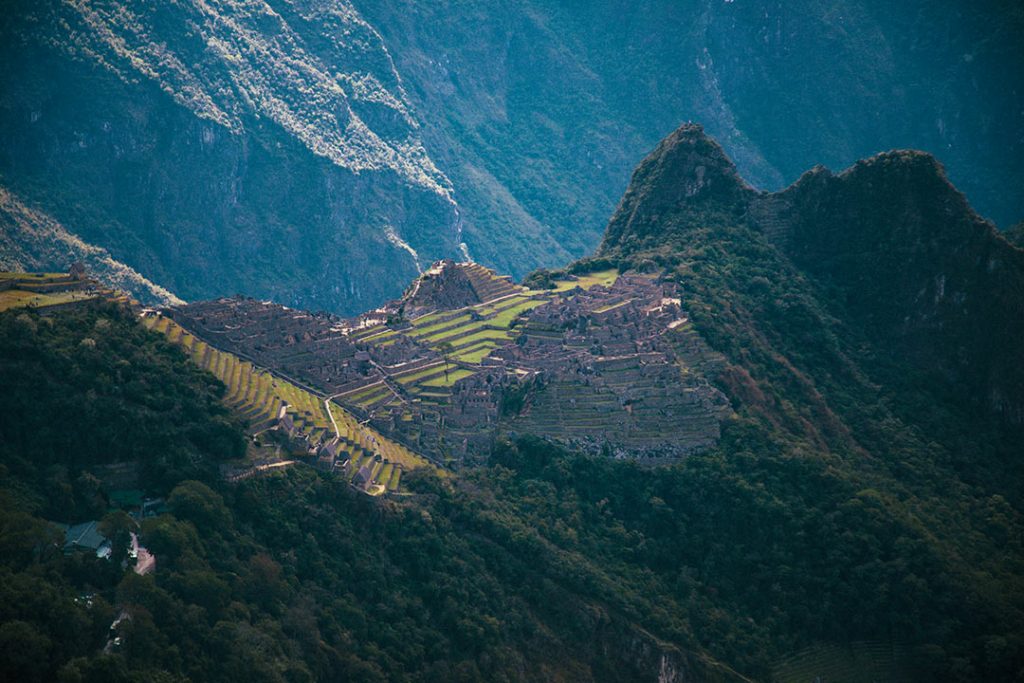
[0,298,760,683]
[1,123,1023,682]
[775,152,1024,424]
[1008,221,1024,248]
[602,124,1024,425]
[0,186,181,306]
[2,0,1021,314]
[0,0,461,313]
[597,123,1024,679]
[356,0,1024,270]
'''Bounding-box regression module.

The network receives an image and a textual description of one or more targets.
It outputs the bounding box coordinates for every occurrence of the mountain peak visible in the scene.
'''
[600,123,754,253]
[658,123,750,194]
[603,122,1024,424]
[832,149,956,197]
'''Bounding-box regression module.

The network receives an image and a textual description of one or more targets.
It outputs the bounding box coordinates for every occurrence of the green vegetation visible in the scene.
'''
[486,298,547,327]
[393,363,449,385]
[142,315,302,432]
[357,328,398,344]
[341,382,391,406]
[551,267,619,292]
[773,641,915,683]
[420,368,474,387]
[346,287,549,410]
[0,271,128,313]
[2,132,1023,680]
[0,302,244,503]
[522,265,621,293]
[594,209,1024,679]
[1,230,1023,681]
[0,305,748,681]
[407,312,473,337]
[0,288,98,311]
[450,343,498,364]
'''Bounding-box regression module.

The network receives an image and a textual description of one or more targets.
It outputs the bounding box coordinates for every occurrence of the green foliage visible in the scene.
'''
[566,256,621,276]
[598,197,1024,680]
[0,303,245,505]
[1,211,1023,681]
[520,268,558,290]
[99,511,138,565]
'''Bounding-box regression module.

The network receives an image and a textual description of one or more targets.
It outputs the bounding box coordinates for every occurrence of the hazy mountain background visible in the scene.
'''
[1,0,1021,313]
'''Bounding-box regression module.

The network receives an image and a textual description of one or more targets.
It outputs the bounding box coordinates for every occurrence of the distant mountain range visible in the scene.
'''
[1,0,1021,314]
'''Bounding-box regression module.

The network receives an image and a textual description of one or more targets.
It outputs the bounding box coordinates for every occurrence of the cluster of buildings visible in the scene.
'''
[164,261,732,467]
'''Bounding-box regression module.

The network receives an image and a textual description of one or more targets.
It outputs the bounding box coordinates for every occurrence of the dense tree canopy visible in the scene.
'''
[0,269,1022,682]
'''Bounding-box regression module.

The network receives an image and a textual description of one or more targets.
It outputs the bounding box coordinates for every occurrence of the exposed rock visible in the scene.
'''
[3,1,1021,315]
[400,259,521,317]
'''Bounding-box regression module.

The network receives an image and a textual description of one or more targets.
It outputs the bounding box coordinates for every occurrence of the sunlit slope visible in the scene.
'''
[143,313,433,494]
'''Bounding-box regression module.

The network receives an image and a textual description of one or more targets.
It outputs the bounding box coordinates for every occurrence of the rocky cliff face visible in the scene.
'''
[0,0,461,312]
[600,124,756,252]
[0,185,181,305]
[357,0,1024,264]
[1,0,1021,314]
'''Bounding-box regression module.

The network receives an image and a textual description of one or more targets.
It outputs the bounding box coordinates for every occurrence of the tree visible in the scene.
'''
[0,620,52,682]
[167,481,230,533]
[437,341,454,383]
[98,511,139,566]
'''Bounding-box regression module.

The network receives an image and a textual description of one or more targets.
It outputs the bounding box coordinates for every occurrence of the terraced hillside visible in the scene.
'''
[499,274,731,458]
[0,270,127,312]
[399,259,527,317]
[171,261,731,465]
[333,268,550,463]
[142,313,432,495]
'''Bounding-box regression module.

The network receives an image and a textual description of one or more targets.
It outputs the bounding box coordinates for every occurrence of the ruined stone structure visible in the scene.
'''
[168,262,731,465]
[0,267,130,312]
[499,274,730,459]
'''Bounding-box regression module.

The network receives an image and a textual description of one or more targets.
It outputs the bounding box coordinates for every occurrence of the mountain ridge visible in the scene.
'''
[601,123,1024,425]
[0,119,1022,680]
[2,0,1021,315]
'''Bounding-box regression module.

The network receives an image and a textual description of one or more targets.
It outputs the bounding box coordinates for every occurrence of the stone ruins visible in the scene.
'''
[167,261,732,467]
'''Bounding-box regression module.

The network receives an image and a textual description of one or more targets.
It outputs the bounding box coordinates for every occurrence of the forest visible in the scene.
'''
[0,275,1021,682]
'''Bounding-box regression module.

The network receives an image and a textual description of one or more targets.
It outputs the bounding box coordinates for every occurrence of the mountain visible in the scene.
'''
[164,261,733,466]
[1,121,1023,681]
[1007,221,1024,248]
[602,123,1024,424]
[0,187,181,306]
[594,123,1024,676]
[1,0,1022,313]
[0,0,463,312]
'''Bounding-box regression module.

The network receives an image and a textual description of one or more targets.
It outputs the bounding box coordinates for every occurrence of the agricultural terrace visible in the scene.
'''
[142,313,434,494]
[325,265,624,456]
[0,270,111,312]
[166,262,624,464]
[773,641,914,683]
